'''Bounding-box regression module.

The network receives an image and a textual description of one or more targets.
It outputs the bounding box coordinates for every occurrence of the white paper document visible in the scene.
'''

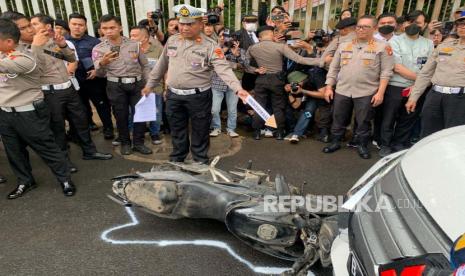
[133,94,157,123]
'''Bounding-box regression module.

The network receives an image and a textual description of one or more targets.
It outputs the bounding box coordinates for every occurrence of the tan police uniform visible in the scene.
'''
[92,37,151,151]
[0,46,70,191]
[244,40,321,135]
[325,38,394,152]
[33,39,102,161]
[145,4,244,163]
[409,38,465,137]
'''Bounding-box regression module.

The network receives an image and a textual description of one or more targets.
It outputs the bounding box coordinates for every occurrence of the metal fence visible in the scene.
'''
[0,0,463,37]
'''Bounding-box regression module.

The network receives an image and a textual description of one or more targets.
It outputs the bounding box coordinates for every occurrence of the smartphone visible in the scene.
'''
[271,14,285,21]
[110,45,120,57]
[291,22,300,28]
[443,21,454,32]
[286,39,296,46]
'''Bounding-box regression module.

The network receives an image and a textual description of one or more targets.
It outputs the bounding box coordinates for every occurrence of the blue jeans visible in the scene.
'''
[149,94,163,136]
[211,88,238,132]
[293,98,320,136]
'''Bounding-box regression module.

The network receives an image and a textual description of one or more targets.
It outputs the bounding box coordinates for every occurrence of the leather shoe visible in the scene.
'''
[378,146,392,158]
[120,144,132,155]
[103,129,115,140]
[7,183,38,199]
[60,181,76,196]
[83,152,113,160]
[323,141,341,153]
[133,144,153,155]
[253,130,261,140]
[358,145,371,159]
[275,131,284,140]
[0,175,6,184]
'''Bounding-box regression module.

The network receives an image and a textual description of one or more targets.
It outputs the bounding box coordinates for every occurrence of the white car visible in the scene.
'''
[331,126,465,276]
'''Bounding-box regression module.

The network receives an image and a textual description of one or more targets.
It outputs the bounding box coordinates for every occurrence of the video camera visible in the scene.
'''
[150,9,163,24]
[206,7,222,25]
[313,29,326,48]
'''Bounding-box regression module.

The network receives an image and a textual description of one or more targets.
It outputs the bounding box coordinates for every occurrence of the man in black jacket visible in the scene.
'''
[235,14,259,91]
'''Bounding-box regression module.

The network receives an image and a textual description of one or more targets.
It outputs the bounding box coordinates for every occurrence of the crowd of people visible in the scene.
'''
[0,3,464,199]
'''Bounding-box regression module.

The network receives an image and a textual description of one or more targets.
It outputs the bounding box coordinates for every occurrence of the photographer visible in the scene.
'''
[210,28,243,138]
[146,10,165,43]
[285,70,328,144]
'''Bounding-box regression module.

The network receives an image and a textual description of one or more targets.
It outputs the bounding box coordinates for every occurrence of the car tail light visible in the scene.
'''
[378,254,451,276]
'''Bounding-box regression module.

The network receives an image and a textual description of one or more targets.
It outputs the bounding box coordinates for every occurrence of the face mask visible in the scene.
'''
[245,23,257,32]
[378,25,395,35]
[405,24,421,36]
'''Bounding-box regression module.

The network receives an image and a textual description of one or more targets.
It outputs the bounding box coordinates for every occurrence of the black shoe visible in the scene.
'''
[83,152,113,160]
[0,175,6,184]
[347,139,358,148]
[378,146,392,157]
[133,144,153,155]
[103,129,115,140]
[60,181,76,196]
[151,135,162,145]
[317,129,330,143]
[89,123,99,131]
[253,130,261,140]
[323,141,341,153]
[7,183,38,199]
[357,145,371,159]
[120,144,132,155]
[275,131,284,140]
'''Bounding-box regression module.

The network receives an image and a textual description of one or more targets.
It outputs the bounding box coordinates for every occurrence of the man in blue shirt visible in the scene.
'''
[67,13,114,140]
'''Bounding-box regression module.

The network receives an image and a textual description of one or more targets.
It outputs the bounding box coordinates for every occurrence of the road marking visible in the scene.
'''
[101,207,294,275]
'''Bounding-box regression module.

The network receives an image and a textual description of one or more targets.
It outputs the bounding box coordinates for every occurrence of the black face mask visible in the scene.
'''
[405,24,421,36]
[378,25,395,35]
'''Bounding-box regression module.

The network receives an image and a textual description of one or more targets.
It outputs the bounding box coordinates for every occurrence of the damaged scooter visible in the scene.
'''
[109,157,340,275]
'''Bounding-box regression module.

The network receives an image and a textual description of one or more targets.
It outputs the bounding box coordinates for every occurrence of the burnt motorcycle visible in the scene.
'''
[109,157,339,275]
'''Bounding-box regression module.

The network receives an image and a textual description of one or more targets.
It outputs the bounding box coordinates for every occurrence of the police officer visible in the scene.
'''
[67,13,114,140]
[142,4,249,164]
[245,25,321,140]
[321,17,357,68]
[93,14,152,156]
[30,14,112,172]
[0,19,75,198]
[405,12,465,138]
[324,15,394,159]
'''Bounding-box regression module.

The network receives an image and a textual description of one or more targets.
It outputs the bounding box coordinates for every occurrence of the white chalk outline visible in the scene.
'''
[100,207,297,275]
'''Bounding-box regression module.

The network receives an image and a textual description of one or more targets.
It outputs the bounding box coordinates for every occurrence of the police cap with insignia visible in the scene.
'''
[242,13,258,22]
[456,10,465,22]
[173,4,206,24]
[335,17,357,30]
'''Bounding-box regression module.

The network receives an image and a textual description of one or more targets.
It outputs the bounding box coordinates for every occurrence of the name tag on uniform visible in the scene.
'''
[192,51,206,58]
[167,46,177,57]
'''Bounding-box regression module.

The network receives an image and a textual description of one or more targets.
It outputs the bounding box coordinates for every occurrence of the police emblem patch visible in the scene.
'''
[179,6,190,17]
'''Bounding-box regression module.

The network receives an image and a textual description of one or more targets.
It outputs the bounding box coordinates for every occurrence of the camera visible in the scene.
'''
[206,7,222,25]
[313,29,326,48]
[291,82,300,93]
[443,21,454,32]
[223,29,238,48]
[150,9,163,24]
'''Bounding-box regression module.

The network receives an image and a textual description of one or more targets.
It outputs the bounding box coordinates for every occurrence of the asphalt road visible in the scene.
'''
[0,132,377,276]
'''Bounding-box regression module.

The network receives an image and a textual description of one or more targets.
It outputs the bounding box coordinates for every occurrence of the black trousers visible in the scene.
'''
[0,100,70,185]
[317,103,332,130]
[78,77,113,131]
[43,87,97,156]
[252,74,286,130]
[331,93,374,143]
[165,89,212,163]
[379,85,421,147]
[106,80,146,146]
[421,89,465,138]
